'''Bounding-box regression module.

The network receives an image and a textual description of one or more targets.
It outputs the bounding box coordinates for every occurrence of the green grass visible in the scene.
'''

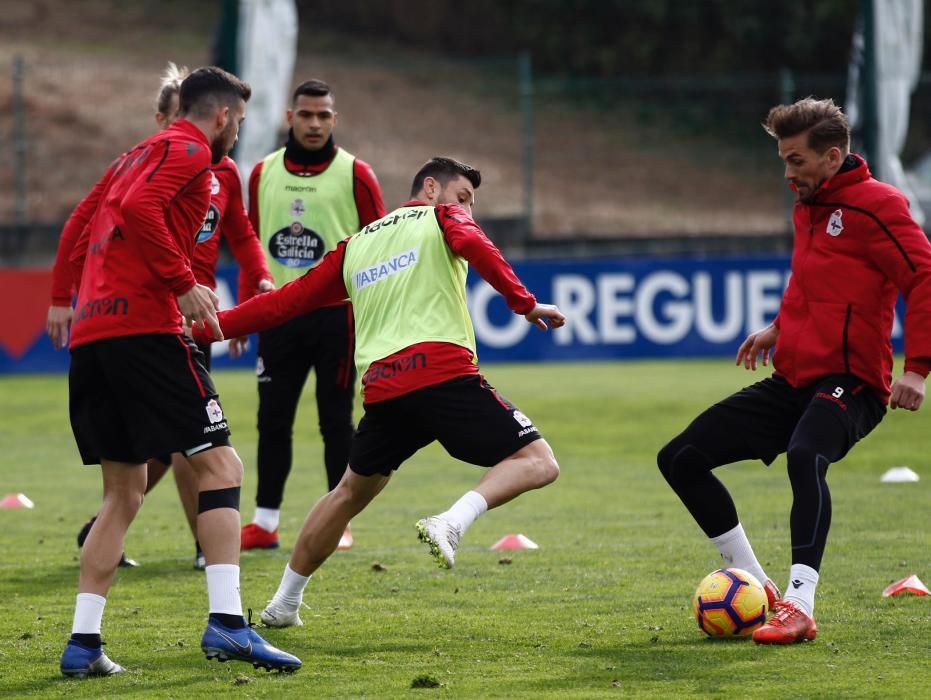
[0,360,929,698]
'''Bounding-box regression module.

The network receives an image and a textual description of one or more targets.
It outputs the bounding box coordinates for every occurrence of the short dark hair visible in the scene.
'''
[410,157,482,198]
[293,79,332,104]
[763,97,849,154]
[179,66,251,120]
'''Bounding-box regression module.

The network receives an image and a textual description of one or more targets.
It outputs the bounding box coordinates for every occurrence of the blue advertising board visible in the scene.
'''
[0,254,905,374]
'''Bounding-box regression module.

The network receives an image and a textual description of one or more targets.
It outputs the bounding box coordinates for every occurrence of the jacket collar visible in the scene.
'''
[810,152,871,201]
[167,119,210,148]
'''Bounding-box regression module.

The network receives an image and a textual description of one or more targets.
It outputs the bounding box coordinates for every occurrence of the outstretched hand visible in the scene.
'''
[177,284,223,341]
[525,303,566,331]
[735,323,778,371]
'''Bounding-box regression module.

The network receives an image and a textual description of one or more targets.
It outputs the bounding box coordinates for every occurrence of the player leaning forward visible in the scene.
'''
[196,157,564,626]
[60,67,300,677]
[658,97,931,644]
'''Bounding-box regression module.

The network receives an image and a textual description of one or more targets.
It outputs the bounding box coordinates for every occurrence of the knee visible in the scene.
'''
[196,447,244,488]
[786,441,828,483]
[528,444,560,488]
[103,488,145,518]
[657,441,677,482]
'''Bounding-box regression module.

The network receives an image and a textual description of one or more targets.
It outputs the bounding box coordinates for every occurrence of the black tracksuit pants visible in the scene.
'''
[255,305,355,509]
[657,374,885,571]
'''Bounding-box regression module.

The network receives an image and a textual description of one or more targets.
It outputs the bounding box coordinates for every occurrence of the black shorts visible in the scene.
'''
[69,334,231,465]
[348,374,543,477]
[698,374,886,465]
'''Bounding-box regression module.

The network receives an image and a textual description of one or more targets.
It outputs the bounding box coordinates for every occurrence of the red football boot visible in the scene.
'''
[241,523,279,550]
[752,600,817,644]
[763,578,782,612]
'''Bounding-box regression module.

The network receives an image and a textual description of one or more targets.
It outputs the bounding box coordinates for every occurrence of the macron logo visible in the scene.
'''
[352,248,418,291]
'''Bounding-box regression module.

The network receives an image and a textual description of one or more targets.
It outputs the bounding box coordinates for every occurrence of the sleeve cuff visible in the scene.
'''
[904,358,931,378]
[513,295,537,316]
[171,275,198,297]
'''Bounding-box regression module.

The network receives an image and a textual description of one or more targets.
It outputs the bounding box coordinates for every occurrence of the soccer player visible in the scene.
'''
[657,97,931,644]
[58,67,300,677]
[49,63,274,571]
[240,78,385,552]
[194,157,563,627]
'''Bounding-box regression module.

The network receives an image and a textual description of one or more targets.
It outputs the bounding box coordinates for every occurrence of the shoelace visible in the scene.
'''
[767,601,802,626]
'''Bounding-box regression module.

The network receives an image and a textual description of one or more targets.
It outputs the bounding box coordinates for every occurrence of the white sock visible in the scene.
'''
[710,523,769,587]
[273,564,311,608]
[253,507,280,532]
[439,491,488,535]
[205,564,243,616]
[71,593,106,634]
[783,563,819,617]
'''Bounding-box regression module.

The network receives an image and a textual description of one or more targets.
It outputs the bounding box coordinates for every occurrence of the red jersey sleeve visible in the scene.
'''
[199,240,350,342]
[867,192,931,377]
[247,160,263,235]
[436,204,536,315]
[120,140,207,296]
[353,158,386,226]
[221,167,272,302]
[52,161,117,304]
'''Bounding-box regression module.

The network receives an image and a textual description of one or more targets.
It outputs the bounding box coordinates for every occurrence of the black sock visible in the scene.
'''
[71,633,101,648]
[209,612,245,629]
[195,540,203,555]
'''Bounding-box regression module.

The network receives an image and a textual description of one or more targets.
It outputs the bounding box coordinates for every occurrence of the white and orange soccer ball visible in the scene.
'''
[692,567,769,637]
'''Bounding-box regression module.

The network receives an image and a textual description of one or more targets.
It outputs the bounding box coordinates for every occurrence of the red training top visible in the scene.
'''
[68,119,212,348]
[199,202,537,403]
[53,154,271,310]
[191,156,271,295]
[773,153,931,402]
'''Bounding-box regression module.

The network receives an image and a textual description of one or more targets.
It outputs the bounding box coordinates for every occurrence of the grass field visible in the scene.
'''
[0,360,928,698]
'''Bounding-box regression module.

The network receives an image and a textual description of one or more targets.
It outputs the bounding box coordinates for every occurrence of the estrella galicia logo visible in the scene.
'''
[197,204,220,244]
[268,222,325,268]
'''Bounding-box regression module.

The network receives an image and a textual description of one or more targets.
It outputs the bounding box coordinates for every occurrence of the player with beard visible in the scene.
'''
[657,97,931,644]
[194,157,564,628]
[50,63,274,571]
[59,67,300,677]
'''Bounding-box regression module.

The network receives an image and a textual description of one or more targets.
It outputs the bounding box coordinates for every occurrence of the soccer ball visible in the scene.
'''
[692,567,768,637]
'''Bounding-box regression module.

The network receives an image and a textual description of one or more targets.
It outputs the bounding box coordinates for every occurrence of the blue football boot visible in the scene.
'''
[60,639,125,678]
[201,615,301,673]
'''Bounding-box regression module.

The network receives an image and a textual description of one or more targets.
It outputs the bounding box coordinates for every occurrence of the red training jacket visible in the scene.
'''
[68,119,211,348]
[773,154,931,402]
[53,155,271,308]
[191,156,271,294]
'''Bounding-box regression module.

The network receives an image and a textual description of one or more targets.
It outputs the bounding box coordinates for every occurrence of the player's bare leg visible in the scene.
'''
[186,446,243,566]
[78,461,147,595]
[417,440,559,569]
[292,469,390,574]
[186,444,301,671]
[62,461,146,677]
[171,452,204,567]
[261,470,389,628]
